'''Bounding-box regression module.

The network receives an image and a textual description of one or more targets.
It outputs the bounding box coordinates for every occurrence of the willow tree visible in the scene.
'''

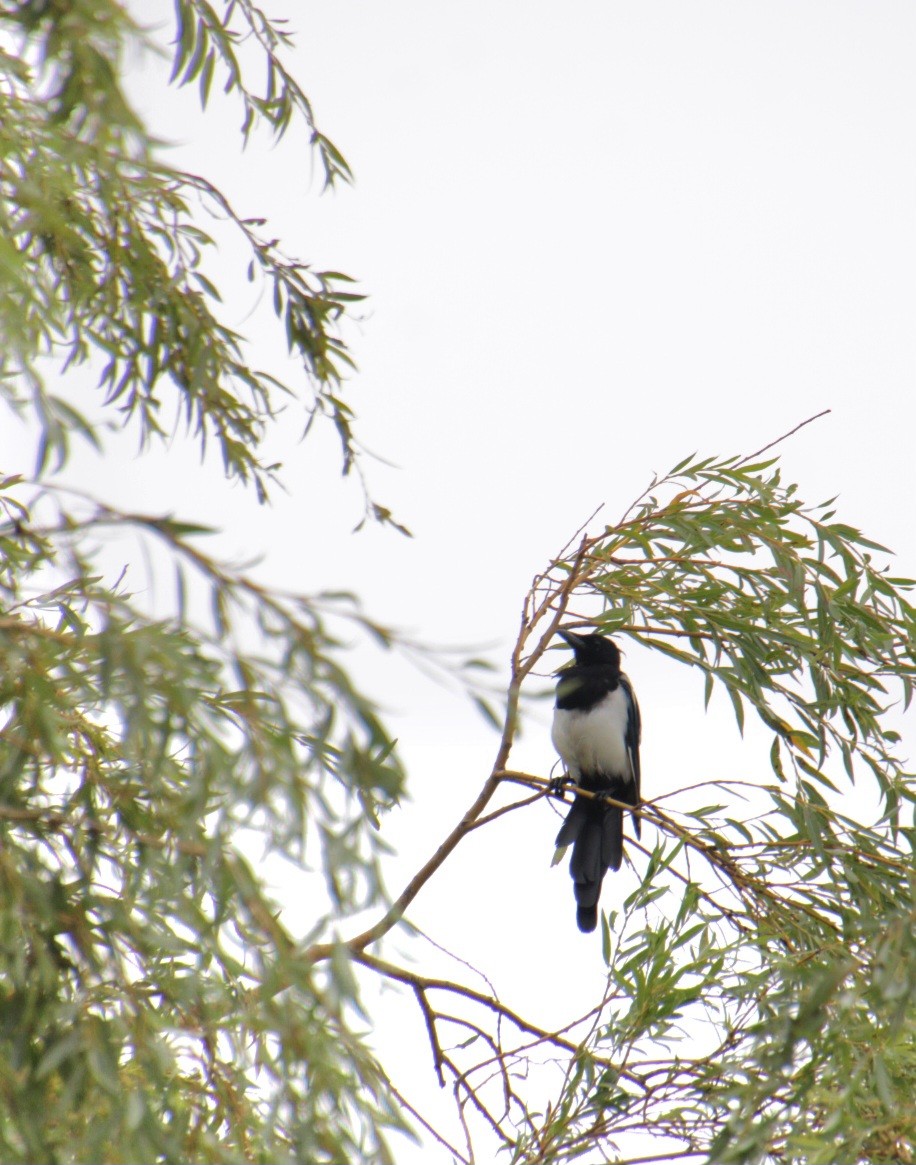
[1,3,410,1161]
[1,5,914,1165]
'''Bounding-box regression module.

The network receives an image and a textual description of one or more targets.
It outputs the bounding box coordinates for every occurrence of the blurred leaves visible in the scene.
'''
[0,2,411,1161]
[0,0,398,523]
[0,480,412,1162]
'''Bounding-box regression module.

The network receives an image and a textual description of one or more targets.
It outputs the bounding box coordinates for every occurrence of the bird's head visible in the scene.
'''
[557,629,621,670]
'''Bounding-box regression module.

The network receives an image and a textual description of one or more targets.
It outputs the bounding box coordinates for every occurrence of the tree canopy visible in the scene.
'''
[0,4,914,1164]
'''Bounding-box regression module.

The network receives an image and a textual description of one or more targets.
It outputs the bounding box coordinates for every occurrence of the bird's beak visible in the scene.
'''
[558,629,587,650]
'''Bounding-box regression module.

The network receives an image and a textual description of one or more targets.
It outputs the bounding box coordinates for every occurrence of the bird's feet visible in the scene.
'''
[548,773,573,799]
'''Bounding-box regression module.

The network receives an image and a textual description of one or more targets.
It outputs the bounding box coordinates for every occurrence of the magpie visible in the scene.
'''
[551,629,641,933]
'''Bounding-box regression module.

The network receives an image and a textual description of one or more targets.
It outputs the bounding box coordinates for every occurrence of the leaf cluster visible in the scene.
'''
[0,0,388,517]
[589,453,914,815]
[0,3,418,1161]
[0,471,413,1161]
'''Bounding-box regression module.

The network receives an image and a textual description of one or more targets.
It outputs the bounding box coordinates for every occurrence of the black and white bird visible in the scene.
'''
[551,629,641,933]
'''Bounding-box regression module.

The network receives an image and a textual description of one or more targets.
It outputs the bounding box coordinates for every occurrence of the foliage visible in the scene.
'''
[384,440,916,1165]
[1,4,914,1165]
[0,0,390,514]
[0,2,409,1161]
[299,436,916,1165]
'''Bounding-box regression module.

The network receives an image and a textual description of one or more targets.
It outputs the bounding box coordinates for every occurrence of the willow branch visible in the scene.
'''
[739,408,831,465]
[353,950,645,1088]
[304,532,591,964]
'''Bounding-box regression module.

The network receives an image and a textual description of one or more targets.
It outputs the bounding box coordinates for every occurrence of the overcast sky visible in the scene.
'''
[9,1,916,1159]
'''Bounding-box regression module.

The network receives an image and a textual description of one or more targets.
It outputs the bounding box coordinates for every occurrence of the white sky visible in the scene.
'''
[6,1,916,1160]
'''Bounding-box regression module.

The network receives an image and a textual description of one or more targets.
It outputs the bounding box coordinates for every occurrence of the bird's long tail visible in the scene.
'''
[556,796,623,933]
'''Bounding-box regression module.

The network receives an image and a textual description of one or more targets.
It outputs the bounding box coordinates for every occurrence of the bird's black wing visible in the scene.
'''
[621,675,641,837]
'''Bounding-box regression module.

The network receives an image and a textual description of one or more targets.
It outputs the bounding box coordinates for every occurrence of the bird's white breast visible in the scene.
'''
[551,688,632,780]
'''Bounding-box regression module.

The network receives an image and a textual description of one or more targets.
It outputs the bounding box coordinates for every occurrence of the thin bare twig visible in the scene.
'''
[739,408,831,466]
[467,789,549,832]
[383,1077,470,1165]
[353,950,645,1088]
